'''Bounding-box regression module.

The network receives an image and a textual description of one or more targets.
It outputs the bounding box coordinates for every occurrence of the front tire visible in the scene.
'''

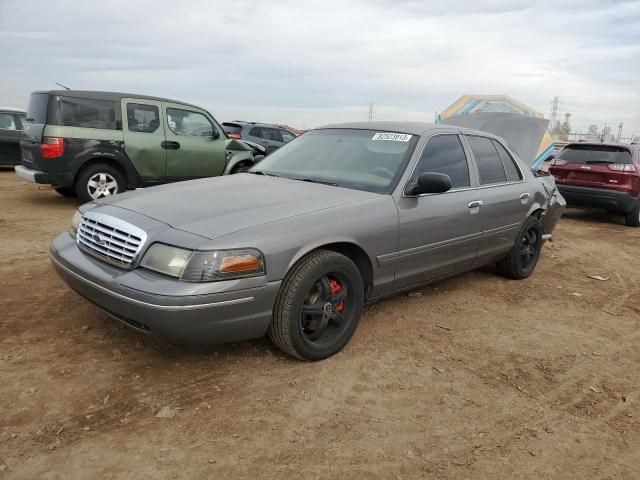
[624,203,640,227]
[75,163,125,204]
[230,161,253,174]
[268,250,364,361]
[496,216,543,279]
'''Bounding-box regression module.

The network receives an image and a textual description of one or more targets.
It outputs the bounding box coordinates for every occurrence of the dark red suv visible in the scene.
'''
[549,142,640,227]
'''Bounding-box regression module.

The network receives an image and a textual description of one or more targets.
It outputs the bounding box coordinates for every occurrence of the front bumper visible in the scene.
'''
[557,184,638,213]
[15,165,52,184]
[50,233,280,345]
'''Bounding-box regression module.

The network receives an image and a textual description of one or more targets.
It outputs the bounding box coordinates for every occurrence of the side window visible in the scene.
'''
[466,136,507,185]
[281,130,295,143]
[0,113,18,131]
[58,97,117,130]
[249,126,264,139]
[412,134,470,189]
[492,140,522,182]
[166,108,214,138]
[126,104,160,133]
[265,128,284,143]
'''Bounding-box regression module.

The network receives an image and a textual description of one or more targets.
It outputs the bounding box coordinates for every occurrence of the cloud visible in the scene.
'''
[1,0,638,135]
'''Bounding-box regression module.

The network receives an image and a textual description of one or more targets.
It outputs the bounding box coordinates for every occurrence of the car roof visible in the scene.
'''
[224,120,292,130]
[32,90,202,109]
[0,107,26,113]
[562,141,638,151]
[313,121,502,139]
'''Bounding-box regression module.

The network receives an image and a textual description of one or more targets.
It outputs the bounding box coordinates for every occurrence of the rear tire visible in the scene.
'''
[230,161,253,174]
[75,163,125,204]
[268,250,364,361]
[54,186,77,197]
[625,203,640,227]
[496,216,543,280]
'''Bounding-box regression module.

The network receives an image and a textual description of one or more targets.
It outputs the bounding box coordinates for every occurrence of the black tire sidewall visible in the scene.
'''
[75,164,125,204]
[625,203,640,227]
[513,217,543,278]
[287,255,364,361]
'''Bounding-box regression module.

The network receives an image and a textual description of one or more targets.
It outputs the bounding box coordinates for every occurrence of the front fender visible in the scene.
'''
[223,150,254,175]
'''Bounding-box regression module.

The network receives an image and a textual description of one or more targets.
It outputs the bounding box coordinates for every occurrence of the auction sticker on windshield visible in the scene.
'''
[372,132,412,142]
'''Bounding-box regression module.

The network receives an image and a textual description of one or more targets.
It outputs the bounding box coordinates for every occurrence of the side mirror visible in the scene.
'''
[407,172,452,196]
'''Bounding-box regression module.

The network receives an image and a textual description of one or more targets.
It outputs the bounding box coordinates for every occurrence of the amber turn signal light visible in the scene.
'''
[219,255,260,273]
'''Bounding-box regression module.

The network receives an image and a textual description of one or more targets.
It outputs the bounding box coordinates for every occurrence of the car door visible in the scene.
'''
[463,135,531,262]
[393,133,483,289]
[163,103,226,180]
[0,111,24,165]
[121,99,167,183]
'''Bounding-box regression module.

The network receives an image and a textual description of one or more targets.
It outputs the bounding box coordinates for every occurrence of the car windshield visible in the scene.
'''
[251,128,419,193]
[558,144,632,164]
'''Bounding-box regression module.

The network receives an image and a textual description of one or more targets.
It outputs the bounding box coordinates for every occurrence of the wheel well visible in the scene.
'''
[74,158,128,185]
[530,208,544,219]
[317,242,374,296]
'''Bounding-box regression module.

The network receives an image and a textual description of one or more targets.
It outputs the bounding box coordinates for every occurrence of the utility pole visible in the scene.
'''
[368,102,374,122]
[617,122,623,142]
[549,96,560,129]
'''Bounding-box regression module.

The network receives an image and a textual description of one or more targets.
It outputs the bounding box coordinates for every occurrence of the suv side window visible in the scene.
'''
[492,140,522,182]
[249,126,263,138]
[466,136,507,185]
[265,127,284,143]
[126,104,160,133]
[411,134,470,189]
[167,108,215,138]
[58,97,117,130]
[281,130,295,143]
[0,113,18,131]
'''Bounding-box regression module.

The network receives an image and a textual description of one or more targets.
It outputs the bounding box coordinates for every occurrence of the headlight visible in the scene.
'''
[69,210,83,238]
[140,245,265,282]
[140,244,193,278]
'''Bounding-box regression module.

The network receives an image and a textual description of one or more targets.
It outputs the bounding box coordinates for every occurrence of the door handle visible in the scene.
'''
[467,200,483,208]
[161,141,180,150]
[520,193,530,200]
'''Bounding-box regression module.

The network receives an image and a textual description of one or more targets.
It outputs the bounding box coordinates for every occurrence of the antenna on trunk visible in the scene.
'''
[55,82,71,90]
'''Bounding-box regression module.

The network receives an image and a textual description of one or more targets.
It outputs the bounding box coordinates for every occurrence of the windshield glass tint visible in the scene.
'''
[253,129,418,193]
[558,145,632,164]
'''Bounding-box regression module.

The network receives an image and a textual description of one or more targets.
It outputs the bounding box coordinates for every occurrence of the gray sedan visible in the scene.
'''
[50,122,565,360]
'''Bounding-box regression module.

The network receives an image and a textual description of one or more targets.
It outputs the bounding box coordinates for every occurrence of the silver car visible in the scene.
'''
[50,122,565,361]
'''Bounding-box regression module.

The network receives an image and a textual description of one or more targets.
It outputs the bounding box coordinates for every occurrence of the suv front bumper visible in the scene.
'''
[557,185,638,213]
[50,233,280,345]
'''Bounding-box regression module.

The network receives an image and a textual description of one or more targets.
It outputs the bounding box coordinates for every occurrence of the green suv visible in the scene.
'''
[16,90,255,203]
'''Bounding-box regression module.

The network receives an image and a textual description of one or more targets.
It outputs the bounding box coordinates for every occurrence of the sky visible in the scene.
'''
[1,0,639,137]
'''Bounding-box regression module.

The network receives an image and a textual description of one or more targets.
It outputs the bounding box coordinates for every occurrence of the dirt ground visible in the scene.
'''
[1,169,639,480]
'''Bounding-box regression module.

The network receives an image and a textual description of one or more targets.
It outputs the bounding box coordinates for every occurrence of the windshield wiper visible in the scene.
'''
[293,177,338,187]
[586,160,614,164]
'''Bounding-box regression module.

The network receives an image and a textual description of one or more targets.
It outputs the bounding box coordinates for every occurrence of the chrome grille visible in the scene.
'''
[76,211,147,269]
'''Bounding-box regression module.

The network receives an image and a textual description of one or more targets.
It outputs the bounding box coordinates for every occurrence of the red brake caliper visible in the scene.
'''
[329,279,344,312]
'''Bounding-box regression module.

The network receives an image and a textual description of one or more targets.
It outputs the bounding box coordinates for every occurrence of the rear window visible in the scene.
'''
[54,96,118,130]
[558,145,632,164]
[222,123,243,135]
[27,93,50,124]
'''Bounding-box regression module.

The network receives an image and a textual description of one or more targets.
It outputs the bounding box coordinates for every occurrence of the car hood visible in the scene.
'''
[94,174,379,240]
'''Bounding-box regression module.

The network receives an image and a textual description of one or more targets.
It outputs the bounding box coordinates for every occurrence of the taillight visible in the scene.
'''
[607,164,636,173]
[227,133,242,140]
[40,137,64,158]
[550,158,567,166]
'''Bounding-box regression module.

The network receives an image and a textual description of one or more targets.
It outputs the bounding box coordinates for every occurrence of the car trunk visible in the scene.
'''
[550,144,637,193]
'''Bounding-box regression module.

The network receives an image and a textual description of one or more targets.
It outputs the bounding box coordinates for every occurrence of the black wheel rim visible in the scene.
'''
[299,273,354,349]
[518,227,539,270]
